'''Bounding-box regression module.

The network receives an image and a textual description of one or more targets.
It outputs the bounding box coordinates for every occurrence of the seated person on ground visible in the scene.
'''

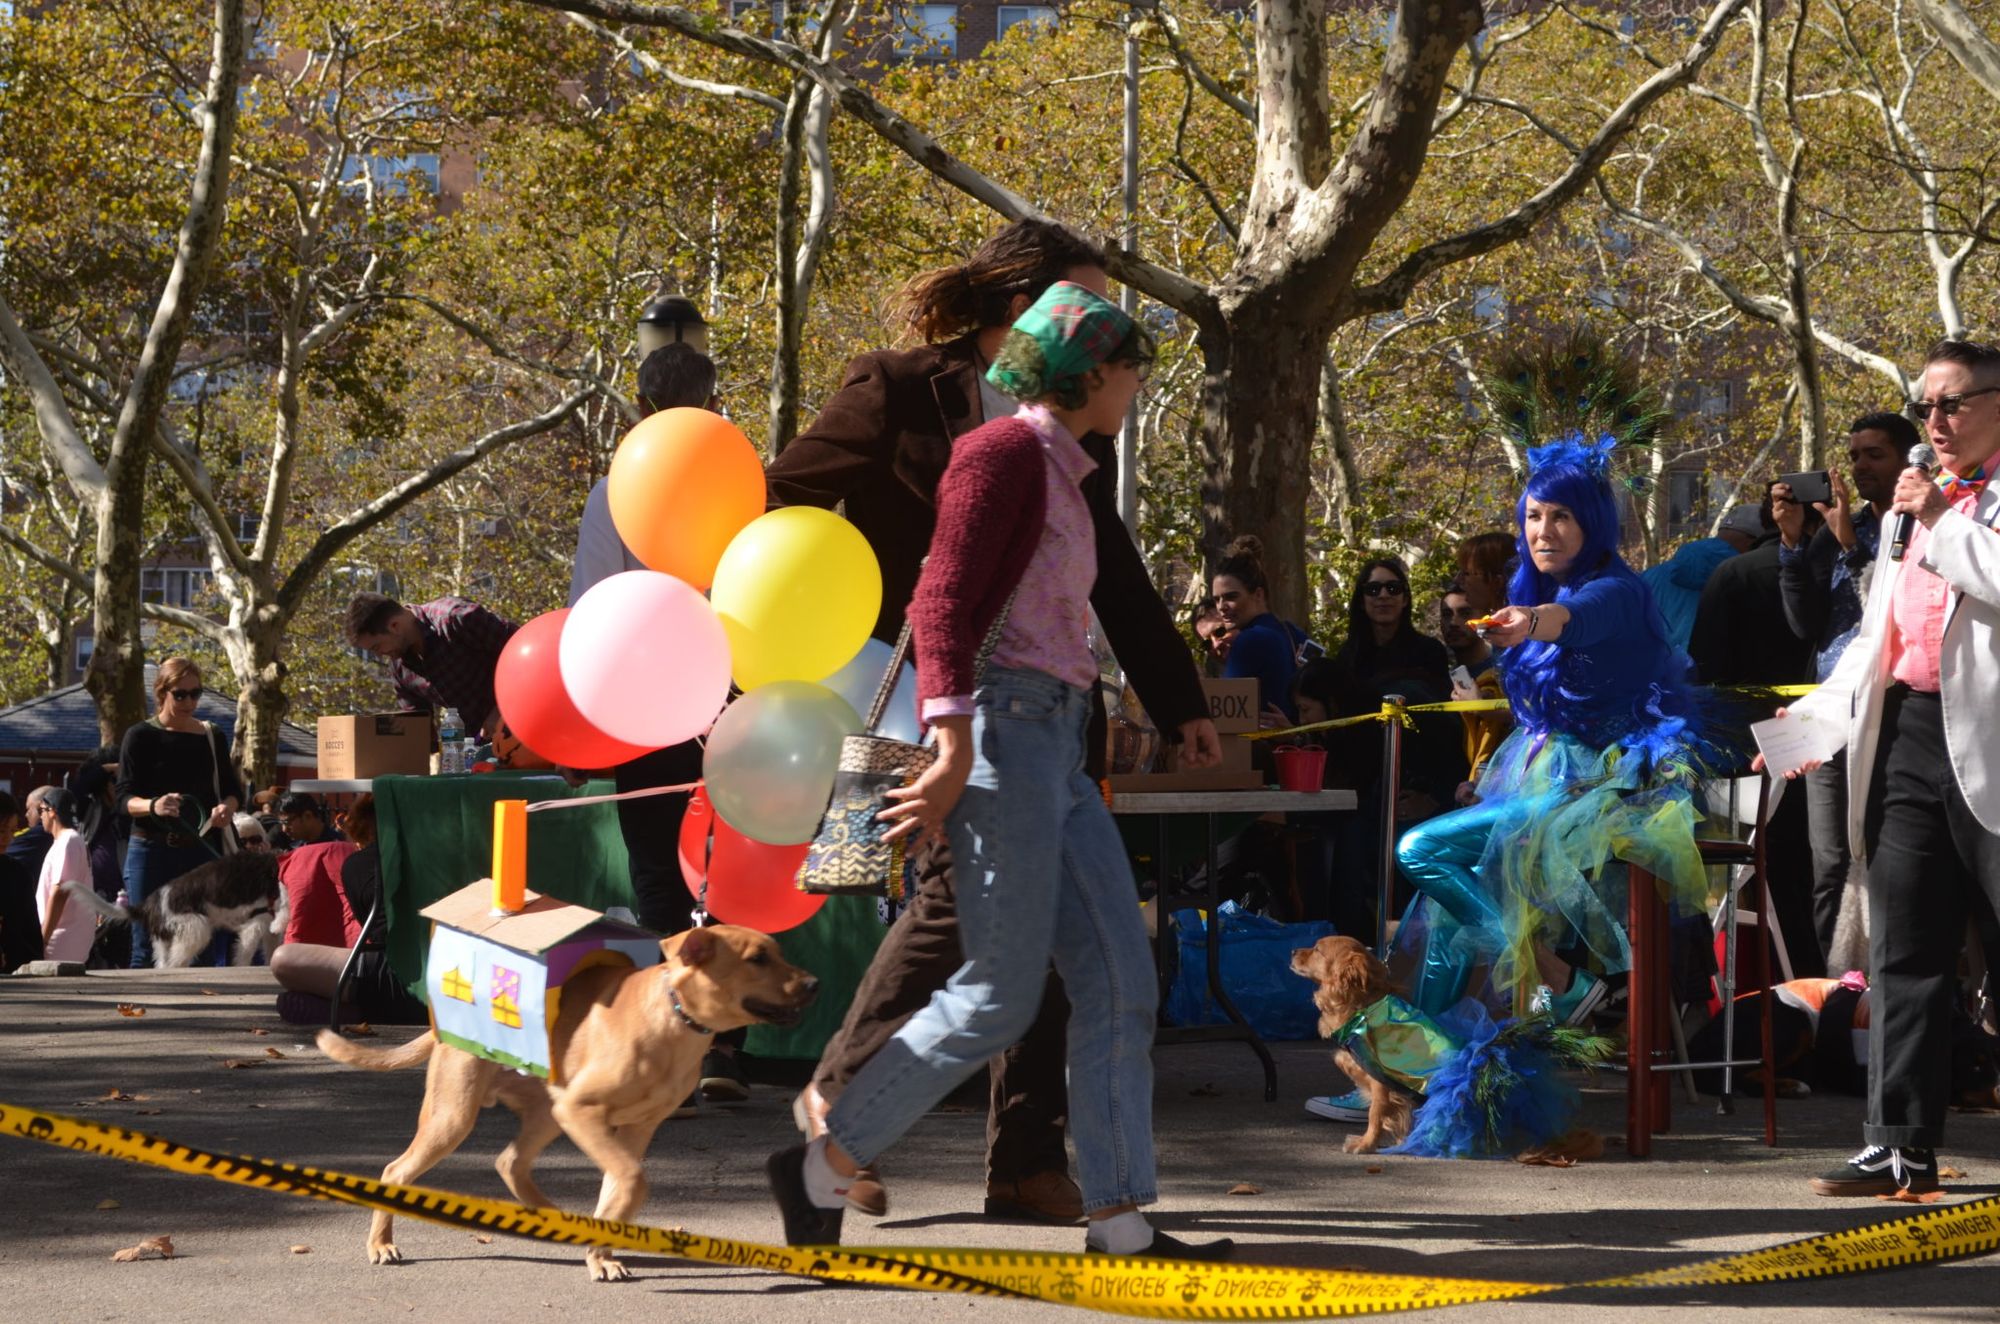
[271,795,425,1025]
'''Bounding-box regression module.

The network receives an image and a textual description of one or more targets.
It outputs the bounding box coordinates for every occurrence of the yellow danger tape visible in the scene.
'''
[7,1100,2000,1317]
[1243,684,1823,743]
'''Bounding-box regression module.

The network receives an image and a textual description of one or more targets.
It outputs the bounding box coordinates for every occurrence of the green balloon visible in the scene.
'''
[703,681,863,845]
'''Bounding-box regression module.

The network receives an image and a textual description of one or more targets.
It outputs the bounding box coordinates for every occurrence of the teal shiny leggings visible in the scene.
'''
[1395,801,1510,1016]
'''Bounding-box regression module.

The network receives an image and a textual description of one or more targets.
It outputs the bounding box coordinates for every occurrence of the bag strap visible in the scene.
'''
[202,720,240,855]
[865,588,1020,735]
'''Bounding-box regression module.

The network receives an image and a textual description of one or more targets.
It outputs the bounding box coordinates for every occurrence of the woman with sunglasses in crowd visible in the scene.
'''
[113,657,242,966]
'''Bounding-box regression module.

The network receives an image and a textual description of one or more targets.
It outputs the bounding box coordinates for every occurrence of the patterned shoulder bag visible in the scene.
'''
[795,591,1014,900]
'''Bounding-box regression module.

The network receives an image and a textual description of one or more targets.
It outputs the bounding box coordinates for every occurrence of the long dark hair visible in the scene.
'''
[894,219,1109,344]
[1344,556,1415,644]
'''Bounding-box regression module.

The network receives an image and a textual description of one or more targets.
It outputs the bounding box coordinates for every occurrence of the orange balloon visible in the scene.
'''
[607,408,766,589]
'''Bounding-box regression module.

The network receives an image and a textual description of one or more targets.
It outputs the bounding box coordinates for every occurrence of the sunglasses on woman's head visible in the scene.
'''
[1362,581,1407,598]
[169,688,201,701]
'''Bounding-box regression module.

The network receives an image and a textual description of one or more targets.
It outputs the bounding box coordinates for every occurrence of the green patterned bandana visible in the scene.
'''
[986,281,1139,405]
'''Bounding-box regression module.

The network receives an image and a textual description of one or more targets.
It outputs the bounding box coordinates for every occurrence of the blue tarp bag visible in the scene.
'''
[1165,902,1335,1042]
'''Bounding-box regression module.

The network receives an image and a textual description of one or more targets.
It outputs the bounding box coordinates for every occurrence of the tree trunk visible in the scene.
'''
[769,76,812,454]
[228,615,288,791]
[84,461,150,745]
[1197,300,1333,622]
[1314,354,1363,545]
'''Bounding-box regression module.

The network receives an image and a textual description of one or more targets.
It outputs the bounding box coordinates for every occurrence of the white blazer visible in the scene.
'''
[1791,484,2000,858]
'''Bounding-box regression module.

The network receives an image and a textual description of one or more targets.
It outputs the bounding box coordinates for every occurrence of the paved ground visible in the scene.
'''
[5,967,2000,1323]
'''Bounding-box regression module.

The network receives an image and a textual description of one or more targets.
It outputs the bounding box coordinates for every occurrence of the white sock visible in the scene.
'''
[800,1136,850,1210]
[1085,1210,1154,1254]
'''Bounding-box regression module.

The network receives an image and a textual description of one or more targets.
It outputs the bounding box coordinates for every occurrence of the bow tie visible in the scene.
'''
[1938,465,1988,498]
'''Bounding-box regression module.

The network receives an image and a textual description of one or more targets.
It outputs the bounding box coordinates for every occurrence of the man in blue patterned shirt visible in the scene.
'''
[1774,411,1922,962]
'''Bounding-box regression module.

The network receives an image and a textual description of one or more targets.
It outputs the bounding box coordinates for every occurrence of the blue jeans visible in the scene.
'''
[123,835,227,967]
[1396,801,1508,1015]
[823,667,1160,1212]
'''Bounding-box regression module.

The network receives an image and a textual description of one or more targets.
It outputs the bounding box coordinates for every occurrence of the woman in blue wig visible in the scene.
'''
[1396,436,1708,1021]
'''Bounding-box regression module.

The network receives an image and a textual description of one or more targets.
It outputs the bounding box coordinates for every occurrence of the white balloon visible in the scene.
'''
[819,637,922,744]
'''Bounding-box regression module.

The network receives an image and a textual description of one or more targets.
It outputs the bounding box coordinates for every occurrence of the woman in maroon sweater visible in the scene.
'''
[767,283,1230,1262]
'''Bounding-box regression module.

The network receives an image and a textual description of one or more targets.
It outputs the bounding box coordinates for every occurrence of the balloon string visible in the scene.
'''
[524,782,701,813]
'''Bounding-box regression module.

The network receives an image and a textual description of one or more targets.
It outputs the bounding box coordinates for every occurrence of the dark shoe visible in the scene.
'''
[700,1049,749,1103]
[1087,1229,1235,1261]
[668,1091,699,1120]
[845,1166,889,1217]
[1810,1144,1940,1197]
[766,1144,845,1246]
[275,991,331,1025]
[985,1171,1085,1225]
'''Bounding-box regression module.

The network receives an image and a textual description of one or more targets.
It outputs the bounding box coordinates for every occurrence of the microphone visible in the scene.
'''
[1888,441,1939,562]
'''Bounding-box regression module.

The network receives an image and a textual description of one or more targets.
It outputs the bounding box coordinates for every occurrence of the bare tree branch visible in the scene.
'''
[0,294,108,500]
[567,11,787,110]
[1914,0,2000,102]
[279,388,594,605]
[519,0,1217,316]
[0,522,94,594]
[1154,5,1256,123]
[1346,0,1751,320]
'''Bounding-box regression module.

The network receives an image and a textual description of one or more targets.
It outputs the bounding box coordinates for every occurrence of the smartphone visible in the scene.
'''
[1449,664,1476,697]
[1776,469,1833,507]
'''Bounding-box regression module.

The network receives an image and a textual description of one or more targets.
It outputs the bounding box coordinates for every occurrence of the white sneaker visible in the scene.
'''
[1304,1089,1370,1123]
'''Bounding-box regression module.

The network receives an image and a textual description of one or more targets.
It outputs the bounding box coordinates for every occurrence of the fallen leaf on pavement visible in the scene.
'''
[1226,1183,1261,1195]
[219,1059,258,1070]
[110,1235,175,1262]
[264,1047,285,1059]
[115,1004,146,1018]
[134,1110,161,1116]
[1517,1130,1606,1166]
[246,1027,270,1037]
[199,989,217,996]
[97,1199,121,1210]
[247,1103,268,1110]
[339,1023,376,1037]
[472,1234,493,1244]
[1940,1165,1969,1179]
[289,1245,311,1255]
[1878,1189,1948,1204]
[1365,1166,1384,1175]
[99,1089,137,1102]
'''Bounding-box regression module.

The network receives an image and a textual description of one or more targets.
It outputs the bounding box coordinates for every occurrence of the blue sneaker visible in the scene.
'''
[1535,969,1608,1026]
[1304,1089,1369,1123]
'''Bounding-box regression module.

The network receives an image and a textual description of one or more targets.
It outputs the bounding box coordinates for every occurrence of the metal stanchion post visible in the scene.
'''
[1376,694,1405,959]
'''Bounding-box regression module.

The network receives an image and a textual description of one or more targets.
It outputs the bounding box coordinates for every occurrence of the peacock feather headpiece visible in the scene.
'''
[1484,327,1669,495]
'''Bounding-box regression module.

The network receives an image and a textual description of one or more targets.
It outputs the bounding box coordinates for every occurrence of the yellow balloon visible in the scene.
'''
[710,508,883,690]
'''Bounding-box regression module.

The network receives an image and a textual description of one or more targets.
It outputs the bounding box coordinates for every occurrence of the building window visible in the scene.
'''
[1669,379,1734,418]
[1472,284,1506,325]
[342,152,443,197]
[892,3,958,57]
[729,0,771,31]
[141,567,214,610]
[75,635,94,675]
[1666,470,1704,533]
[996,5,1056,37]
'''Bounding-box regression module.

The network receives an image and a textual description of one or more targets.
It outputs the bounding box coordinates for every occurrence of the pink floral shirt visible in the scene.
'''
[923,404,1099,719]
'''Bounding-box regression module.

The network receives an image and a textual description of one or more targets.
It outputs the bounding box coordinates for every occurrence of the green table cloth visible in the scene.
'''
[371,773,883,1059]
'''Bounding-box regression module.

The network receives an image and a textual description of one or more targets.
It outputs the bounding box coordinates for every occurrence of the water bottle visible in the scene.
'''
[438,708,464,775]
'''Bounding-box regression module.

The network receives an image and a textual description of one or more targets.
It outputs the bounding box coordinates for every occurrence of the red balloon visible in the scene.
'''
[496,609,657,770]
[679,785,827,934]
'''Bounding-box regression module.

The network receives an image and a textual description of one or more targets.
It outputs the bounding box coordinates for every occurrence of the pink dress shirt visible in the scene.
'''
[1888,483,1986,692]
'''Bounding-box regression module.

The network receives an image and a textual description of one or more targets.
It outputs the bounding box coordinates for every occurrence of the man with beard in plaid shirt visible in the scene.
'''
[344,593,518,738]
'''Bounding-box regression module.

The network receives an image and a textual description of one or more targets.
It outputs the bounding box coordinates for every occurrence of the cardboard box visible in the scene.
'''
[317,713,434,779]
[1202,678,1260,733]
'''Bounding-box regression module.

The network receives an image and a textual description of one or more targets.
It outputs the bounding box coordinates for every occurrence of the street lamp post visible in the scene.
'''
[636,294,710,358]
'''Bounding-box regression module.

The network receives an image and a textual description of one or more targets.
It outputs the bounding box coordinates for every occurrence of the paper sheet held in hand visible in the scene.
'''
[1751,710,1831,776]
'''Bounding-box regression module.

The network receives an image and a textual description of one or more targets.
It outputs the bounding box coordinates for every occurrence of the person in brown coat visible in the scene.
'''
[767,219,1215,1226]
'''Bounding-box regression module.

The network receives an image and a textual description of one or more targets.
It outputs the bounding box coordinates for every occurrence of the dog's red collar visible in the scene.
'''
[668,985,715,1036]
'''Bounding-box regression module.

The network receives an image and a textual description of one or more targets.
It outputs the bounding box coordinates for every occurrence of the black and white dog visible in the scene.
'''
[61,852,286,967]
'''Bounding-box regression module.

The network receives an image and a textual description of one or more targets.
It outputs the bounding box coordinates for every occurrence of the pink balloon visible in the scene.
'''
[496,610,656,770]
[560,571,732,748]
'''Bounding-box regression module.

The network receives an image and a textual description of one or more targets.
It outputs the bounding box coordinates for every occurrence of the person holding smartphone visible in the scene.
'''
[1771,413,1922,964]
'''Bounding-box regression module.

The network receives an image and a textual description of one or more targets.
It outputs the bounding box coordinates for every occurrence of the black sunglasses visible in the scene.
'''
[169,688,202,701]
[1911,386,2000,420]
[1362,581,1407,598]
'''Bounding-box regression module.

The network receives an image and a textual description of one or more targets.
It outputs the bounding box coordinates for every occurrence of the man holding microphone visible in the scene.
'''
[1760,338,2000,1197]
